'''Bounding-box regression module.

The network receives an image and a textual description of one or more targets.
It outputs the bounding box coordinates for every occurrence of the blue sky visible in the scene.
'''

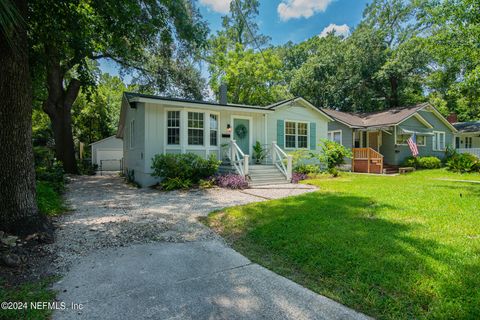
[100,0,370,81]
[199,0,370,45]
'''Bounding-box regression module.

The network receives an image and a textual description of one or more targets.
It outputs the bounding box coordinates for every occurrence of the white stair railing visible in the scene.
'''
[271,141,293,181]
[226,140,249,177]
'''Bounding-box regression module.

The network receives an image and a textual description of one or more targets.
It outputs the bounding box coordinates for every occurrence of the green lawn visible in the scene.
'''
[206,169,480,319]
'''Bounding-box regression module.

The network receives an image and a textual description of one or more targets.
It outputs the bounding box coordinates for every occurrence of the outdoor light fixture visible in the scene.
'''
[226,124,232,133]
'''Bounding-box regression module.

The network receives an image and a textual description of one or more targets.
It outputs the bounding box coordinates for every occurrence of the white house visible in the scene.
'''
[454,121,480,158]
[116,92,333,187]
[90,135,123,171]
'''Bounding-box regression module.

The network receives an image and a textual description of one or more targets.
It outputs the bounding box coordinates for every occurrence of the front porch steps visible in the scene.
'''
[248,165,290,186]
[218,164,290,186]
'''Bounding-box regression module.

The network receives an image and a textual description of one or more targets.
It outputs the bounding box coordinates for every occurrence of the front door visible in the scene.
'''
[233,118,250,155]
[368,131,379,151]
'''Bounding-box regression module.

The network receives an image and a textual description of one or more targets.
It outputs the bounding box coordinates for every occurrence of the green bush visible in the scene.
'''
[418,156,442,169]
[446,153,480,173]
[403,156,419,168]
[36,181,65,216]
[151,153,220,190]
[294,163,320,175]
[403,156,442,169]
[315,139,352,175]
[35,161,65,192]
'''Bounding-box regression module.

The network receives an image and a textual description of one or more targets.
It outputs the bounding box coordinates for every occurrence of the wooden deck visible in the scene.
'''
[352,148,384,174]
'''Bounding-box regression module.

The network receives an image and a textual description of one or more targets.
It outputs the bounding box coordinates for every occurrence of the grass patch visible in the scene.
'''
[206,169,480,319]
[0,277,57,320]
[36,181,65,216]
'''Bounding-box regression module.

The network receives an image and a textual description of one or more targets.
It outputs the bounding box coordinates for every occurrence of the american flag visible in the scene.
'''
[408,133,419,157]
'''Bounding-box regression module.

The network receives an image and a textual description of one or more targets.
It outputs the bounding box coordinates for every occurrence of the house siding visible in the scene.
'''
[123,103,146,185]
[139,102,267,186]
[268,101,329,152]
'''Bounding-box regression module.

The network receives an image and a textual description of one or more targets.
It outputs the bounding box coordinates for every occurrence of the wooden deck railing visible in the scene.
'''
[352,148,384,173]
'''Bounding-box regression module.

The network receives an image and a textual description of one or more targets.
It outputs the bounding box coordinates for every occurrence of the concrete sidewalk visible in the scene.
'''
[53,241,370,320]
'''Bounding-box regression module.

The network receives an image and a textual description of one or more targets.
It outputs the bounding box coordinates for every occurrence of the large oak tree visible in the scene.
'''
[0,0,48,235]
[29,0,208,173]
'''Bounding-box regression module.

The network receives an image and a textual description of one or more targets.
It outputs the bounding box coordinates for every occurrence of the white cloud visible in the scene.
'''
[319,23,350,38]
[199,0,232,14]
[277,0,333,21]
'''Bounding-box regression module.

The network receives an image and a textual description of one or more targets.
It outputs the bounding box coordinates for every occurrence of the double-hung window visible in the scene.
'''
[433,131,446,151]
[285,121,308,149]
[209,114,218,146]
[396,134,426,146]
[188,112,204,145]
[167,111,180,145]
[465,137,473,149]
[328,130,342,145]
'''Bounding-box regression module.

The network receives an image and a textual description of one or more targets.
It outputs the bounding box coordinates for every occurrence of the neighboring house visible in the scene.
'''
[116,92,333,187]
[453,121,480,158]
[322,103,457,173]
[90,135,123,171]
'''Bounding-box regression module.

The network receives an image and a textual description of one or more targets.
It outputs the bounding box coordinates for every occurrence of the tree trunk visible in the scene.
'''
[42,55,80,174]
[389,75,399,108]
[0,0,49,235]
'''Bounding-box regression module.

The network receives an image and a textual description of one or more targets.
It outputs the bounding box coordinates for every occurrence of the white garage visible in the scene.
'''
[90,136,123,171]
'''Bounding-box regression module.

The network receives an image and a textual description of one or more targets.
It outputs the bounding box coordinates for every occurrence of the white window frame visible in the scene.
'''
[433,131,446,151]
[166,110,181,146]
[129,120,135,149]
[284,120,309,149]
[187,111,205,146]
[209,113,220,148]
[465,136,473,149]
[328,130,343,145]
[395,133,426,147]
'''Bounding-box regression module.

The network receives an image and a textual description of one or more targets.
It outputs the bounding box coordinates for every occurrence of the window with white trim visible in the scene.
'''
[188,112,204,145]
[396,134,426,146]
[167,111,180,145]
[328,130,342,145]
[465,137,473,149]
[209,114,218,146]
[285,121,308,148]
[129,120,135,149]
[433,131,446,151]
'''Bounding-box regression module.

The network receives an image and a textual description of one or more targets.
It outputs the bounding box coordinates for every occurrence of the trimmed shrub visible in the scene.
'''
[215,174,248,189]
[446,153,480,173]
[403,156,442,169]
[294,163,320,175]
[418,156,442,169]
[151,153,220,189]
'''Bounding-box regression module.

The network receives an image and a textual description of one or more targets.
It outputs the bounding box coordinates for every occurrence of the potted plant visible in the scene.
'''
[253,141,265,164]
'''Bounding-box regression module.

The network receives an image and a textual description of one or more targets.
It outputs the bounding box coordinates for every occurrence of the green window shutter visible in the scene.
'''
[310,122,316,150]
[277,120,284,148]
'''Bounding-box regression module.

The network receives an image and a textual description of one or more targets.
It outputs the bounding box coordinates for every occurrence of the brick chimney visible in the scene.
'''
[447,112,458,124]
[219,84,228,105]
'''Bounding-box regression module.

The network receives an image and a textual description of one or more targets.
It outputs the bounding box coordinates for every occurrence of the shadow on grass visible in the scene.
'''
[211,191,480,319]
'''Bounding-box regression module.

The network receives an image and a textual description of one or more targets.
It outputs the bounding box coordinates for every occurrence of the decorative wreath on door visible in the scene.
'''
[235,124,248,139]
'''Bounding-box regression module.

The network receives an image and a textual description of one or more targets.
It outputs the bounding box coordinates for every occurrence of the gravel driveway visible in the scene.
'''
[51,174,369,319]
